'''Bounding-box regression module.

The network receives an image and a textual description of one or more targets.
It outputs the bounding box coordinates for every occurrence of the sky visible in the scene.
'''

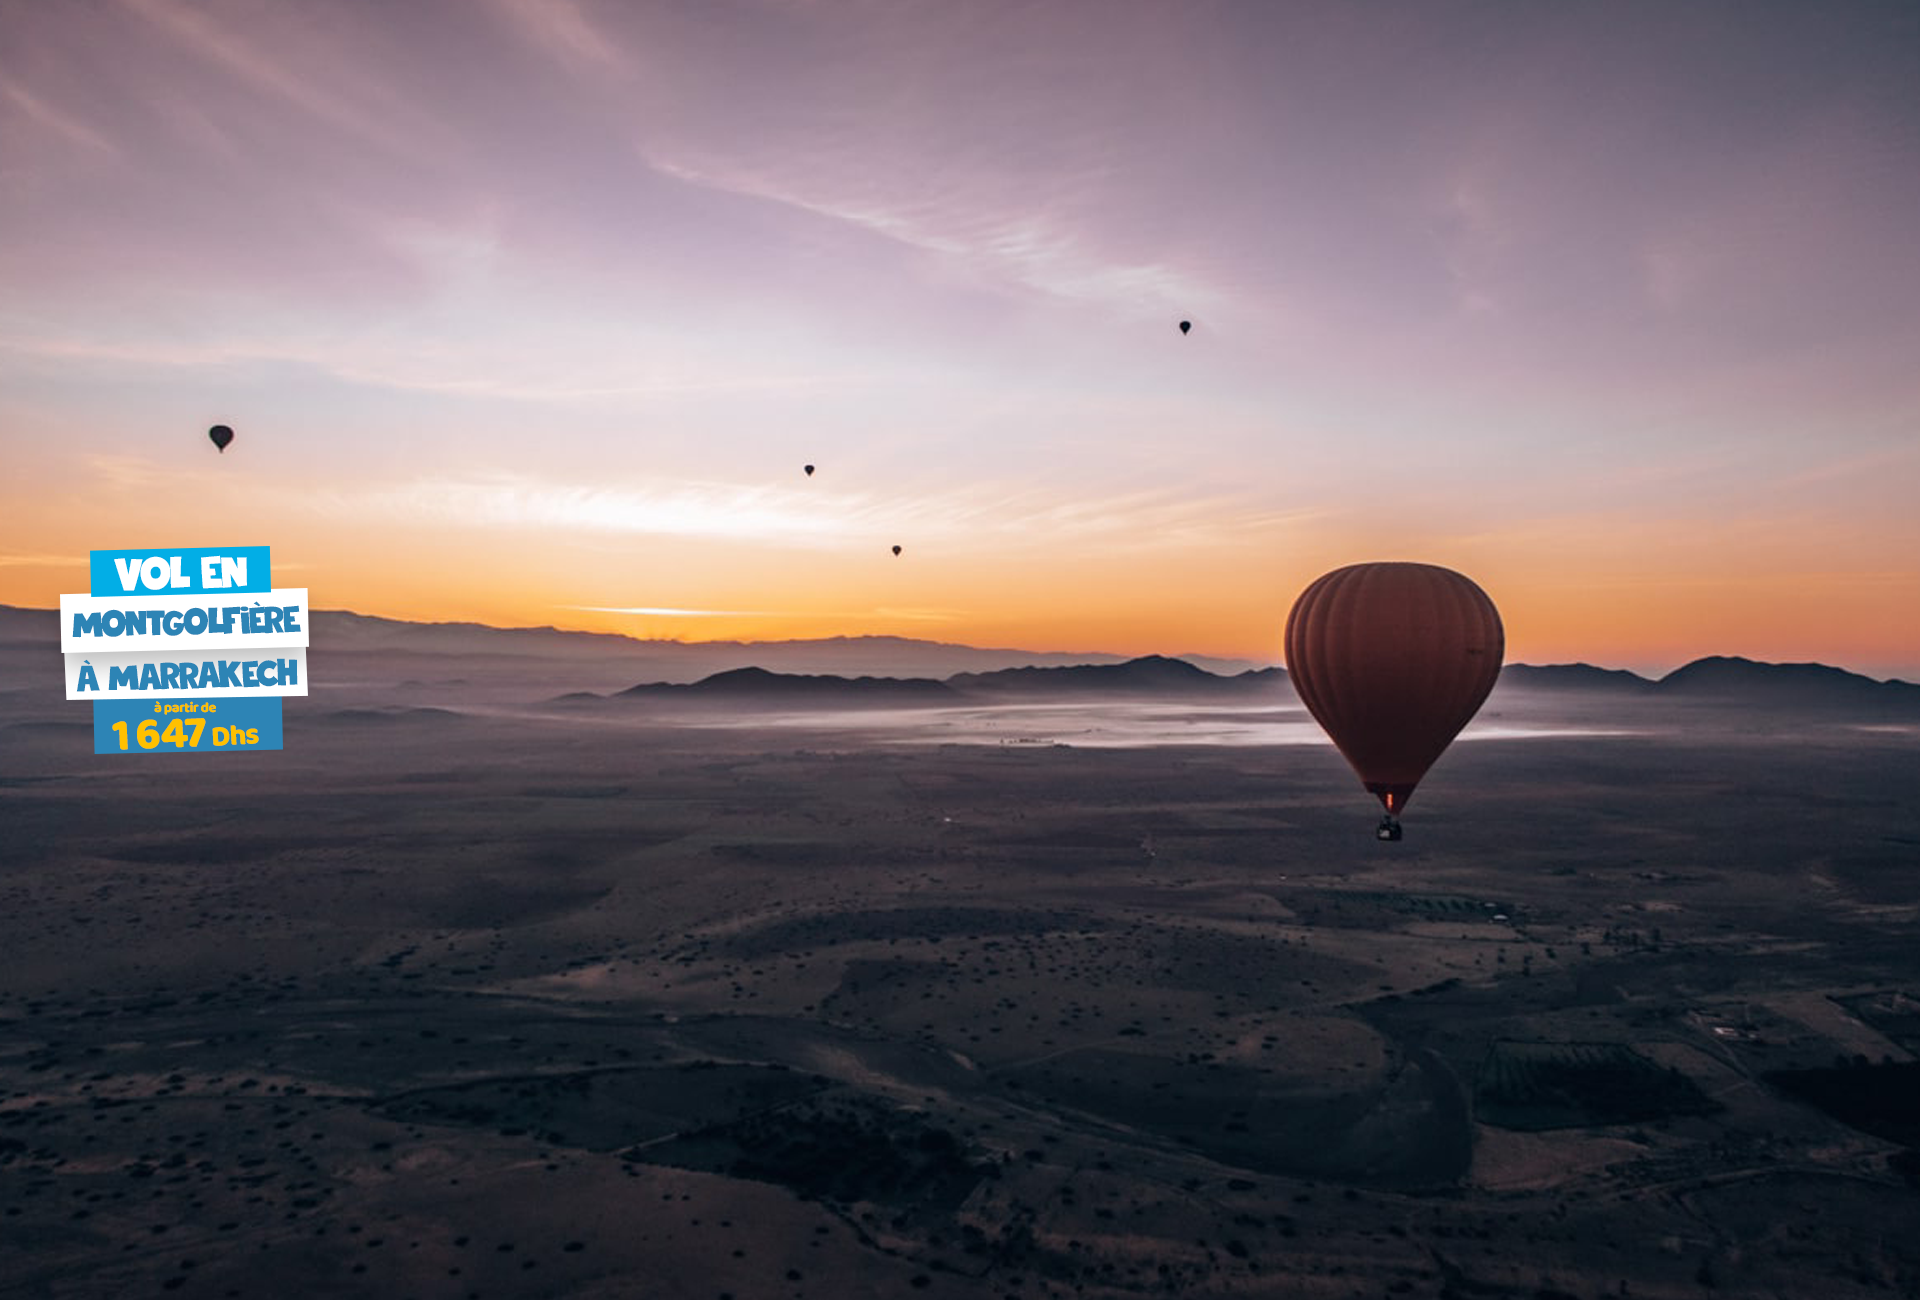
[3,0,1917,677]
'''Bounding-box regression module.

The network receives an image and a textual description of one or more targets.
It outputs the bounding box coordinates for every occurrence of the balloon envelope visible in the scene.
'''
[891,545,902,556]
[804,464,815,477]
[208,425,234,453]
[1178,320,1191,335]
[1284,562,1502,814]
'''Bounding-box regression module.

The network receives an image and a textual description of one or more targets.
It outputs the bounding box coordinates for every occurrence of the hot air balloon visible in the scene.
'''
[1178,320,1191,335]
[804,464,815,477]
[891,545,902,557]
[1284,562,1502,840]
[208,425,234,453]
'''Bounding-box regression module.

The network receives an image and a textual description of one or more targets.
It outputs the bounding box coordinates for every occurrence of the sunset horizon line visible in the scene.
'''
[11,599,1914,686]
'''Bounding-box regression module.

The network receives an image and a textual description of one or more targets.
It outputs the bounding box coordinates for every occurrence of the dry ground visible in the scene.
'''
[3,646,1918,1298]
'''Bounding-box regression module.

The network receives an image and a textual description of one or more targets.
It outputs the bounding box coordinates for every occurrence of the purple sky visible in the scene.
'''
[3,2,1917,673]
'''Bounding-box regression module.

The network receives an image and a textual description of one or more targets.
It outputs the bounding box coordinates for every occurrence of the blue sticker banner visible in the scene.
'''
[93,697,284,755]
[89,546,272,597]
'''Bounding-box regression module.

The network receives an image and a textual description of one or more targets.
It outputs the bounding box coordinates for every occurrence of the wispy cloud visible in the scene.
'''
[563,604,960,622]
[563,605,791,618]
[0,318,852,403]
[0,551,83,569]
[870,607,965,623]
[489,0,631,75]
[0,73,119,156]
[649,151,1216,318]
[328,478,867,547]
[122,0,440,159]
[592,4,1226,318]
[317,474,1309,553]
[81,454,180,493]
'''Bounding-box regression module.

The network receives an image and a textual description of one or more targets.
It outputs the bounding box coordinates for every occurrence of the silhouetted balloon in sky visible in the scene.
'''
[1178,320,1191,335]
[1284,562,1503,820]
[891,545,902,556]
[804,464,815,477]
[208,424,234,453]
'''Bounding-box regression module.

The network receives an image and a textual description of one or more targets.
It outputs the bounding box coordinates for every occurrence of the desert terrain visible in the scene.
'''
[3,612,1918,1298]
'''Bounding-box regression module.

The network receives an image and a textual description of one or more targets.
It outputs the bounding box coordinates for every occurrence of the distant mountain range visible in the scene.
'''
[612,666,964,705]
[580,653,1920,713]
[948,655,1285,697]
[0,605,55,644]
[595,655,1289,707]
[1501,656,1920,710]
[300,609,1221,678]
[1497,663,1656,692]
[6,605,1914,712]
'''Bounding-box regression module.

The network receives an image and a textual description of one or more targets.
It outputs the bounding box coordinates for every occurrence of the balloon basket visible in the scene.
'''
[1376,816,1403,842]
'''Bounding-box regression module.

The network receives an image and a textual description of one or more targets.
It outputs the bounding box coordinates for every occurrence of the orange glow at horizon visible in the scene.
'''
[5,476,1916,681]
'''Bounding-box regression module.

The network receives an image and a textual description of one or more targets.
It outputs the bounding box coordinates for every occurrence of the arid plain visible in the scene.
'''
[3,612,1918,1298]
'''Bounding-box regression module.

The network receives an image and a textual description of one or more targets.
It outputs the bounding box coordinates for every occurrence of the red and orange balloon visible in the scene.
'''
[1285,562,1503,822]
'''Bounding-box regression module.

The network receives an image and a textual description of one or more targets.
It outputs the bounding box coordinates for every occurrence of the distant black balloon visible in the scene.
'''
[891,545,902,557]
[804,464,815,477]
[208,425,234,453]
[1178,320,1191,335]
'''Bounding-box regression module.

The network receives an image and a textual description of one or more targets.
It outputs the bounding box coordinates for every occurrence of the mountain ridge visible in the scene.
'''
[585,654,1920,711]
[6,606,1914,702]
[613,666,962,704]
